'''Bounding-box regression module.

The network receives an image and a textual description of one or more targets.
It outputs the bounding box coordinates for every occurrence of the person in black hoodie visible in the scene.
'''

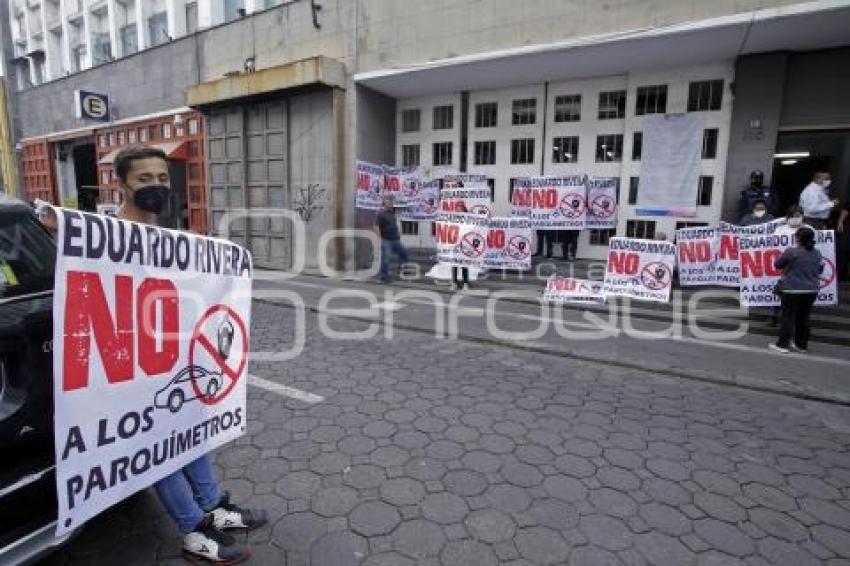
[769,227,823,354]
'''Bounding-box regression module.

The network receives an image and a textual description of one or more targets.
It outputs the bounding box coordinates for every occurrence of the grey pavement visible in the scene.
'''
[45,298,850,565]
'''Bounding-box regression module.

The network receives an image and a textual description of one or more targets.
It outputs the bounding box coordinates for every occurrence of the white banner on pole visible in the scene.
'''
[483,217,532,271]
[356,161,384,210]
[603,237,677,303]
[52,210,252,535]
[510,176,586,229]
[439,187,493,217]
[716,219,785,287]
[399,179,440,221]
[675,226,720,287]
[435,213,490,268]
[585,176,618,230]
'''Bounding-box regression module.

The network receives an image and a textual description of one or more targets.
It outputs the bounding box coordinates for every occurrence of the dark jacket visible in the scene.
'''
[774,246,824,293]
[739,185,778,217]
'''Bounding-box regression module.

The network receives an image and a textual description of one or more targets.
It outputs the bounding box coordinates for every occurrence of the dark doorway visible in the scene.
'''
[771,130,850,216]
[72,144,98,212]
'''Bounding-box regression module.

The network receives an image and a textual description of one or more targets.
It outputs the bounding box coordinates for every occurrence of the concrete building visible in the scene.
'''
[5,0,850,268]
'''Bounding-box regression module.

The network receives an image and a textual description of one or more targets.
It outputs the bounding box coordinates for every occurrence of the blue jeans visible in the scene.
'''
[379,239,408,280]
[154,454,223,534]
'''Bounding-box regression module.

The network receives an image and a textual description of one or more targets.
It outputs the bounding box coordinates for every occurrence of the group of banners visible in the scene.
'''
[435,214,533,271]
[356,162,618,230]
[676,220,837,307]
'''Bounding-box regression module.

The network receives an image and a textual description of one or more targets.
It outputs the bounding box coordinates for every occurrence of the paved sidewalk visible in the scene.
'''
[45,301,850,565]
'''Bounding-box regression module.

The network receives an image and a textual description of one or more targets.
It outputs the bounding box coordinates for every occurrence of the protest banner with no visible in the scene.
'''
[484,217,532,271]
[356,161,385,210]
[739,230,837,307]
[543,276,606,304]
[53,210,252,535]
[716,219,785,287]
[383,166,418,207]
[603,237,677,303]
[435,213,490,267]
[400,179,440,221]
[585,177,618,230]
[440,186,492,217]
[675,226,720,286]
[511,176,587,230]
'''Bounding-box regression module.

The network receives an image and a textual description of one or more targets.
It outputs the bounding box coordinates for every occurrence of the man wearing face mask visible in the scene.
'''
[113,147,266,563]
[739,170,778,218]
[740,200,775,226]
[799,171,838,230]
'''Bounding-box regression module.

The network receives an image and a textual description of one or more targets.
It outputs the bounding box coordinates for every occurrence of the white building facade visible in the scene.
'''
[7,0,290,90]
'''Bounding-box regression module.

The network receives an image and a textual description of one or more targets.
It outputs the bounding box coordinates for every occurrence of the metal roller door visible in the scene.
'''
[206,100,291,269]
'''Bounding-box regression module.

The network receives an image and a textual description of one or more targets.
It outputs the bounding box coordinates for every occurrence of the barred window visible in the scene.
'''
[552,136,579,164]
[702,128,719,159]
[511,138,535,164]
[475,102,498,128]
[512,98,537,125]
[628,177,639,205]
[688,80,724,112]
[697,176,713,206]
[635,85,667,115]
[554,94,581,122]
[402,144,420,167]
[598,90,626,119]
[474,141,496,165]
[596,134,623,163]
[433,142,453,166]
[626,219,656,239]
[632,132,643,161]
[433,106,454,130]
[589,229,616,246]
[401,221,419,235]
[401,109,421,132]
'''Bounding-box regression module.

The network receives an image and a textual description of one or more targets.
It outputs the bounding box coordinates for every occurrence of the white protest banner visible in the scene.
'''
[484,217,532,270]
[603,237,677,303]
[510,176,586,230]
[440,186,493,217]
[675,226,720,286]
[53,209,252,536]
[435,213,490,268]
[383,166,418,207]
[543,277,606,305]
[356,161,384,210]
[716,219,785,287]
[585,177,618,230]
[400,179,440,221]
[637,113,702,217]
[739,230,837,307]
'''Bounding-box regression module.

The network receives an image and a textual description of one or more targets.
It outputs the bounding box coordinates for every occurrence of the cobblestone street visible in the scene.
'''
[48,300,850,565]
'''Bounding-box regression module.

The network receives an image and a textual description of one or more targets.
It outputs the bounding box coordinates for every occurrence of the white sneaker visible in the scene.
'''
[183,515,251,564]
[768,343,791,354]
[790,343,808,354]
[449,282,459,291]
[210,492,268,530]
[462,283,471,291]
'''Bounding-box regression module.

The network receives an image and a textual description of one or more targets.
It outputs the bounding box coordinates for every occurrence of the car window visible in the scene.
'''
[0,208,55,299]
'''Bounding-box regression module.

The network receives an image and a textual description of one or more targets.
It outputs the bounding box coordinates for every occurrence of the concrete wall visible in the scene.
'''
[781,47,850,129]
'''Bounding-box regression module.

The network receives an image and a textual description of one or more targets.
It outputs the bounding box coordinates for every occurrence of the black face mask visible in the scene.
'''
[132,185,169,215]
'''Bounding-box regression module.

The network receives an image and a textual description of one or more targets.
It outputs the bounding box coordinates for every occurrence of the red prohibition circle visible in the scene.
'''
[188,304,249,405]
[460,231,486,258]
[640,262,672,291]
[559,193,586,218]
[820,257,836,289]
[590,195,615,218]
[506,235,531,259]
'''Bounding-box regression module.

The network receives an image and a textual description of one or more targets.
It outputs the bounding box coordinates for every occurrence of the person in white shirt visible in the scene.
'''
[799,171,838,230]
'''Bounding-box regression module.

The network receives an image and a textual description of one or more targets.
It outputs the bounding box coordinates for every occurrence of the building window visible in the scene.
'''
[162,123,173,139]
[626,220,656,239]
[119,24,138,56]
[632,132,643,161]
[108,133,116,146]
[688,79,724,112]
[188,140,200,157]
[628,177,639,205]
[473,141,496,166]
[474,102,498,128]
[98,135,106,147]
[552,136,579,164]
[589,229,616,246]
[598,90,626,120]
[595,134,623,163]
[139,127,149,142]
[100,170,110,185]
[188,119,199,135]
[512,99,537,125]
[702,128,718,159]
[402,144,420,167]
[554,94,581,122]
[697,176,713,206]
[186,1,199,34]
[487,178,495,202]
[149,125,158,140]
[635,85,667,116]
[511,138,535,164]
[433,142,453,166]
[118,131,126,145]
[431,222,437,236]
[675,221,709,231]
[433,106,454,130]
[128,129,137,143]
[401,109,420,133]
[225,0,245,22]
[401,221,419,236]
[148,11,169,47]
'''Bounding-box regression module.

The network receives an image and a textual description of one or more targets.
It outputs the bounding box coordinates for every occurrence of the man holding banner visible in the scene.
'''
[63,146,267,563]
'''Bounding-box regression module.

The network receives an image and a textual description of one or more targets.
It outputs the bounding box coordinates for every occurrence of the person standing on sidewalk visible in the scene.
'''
[769,226,823,354]
[800,171,838,230]
[115,146,266,564]
[374,196,409,283]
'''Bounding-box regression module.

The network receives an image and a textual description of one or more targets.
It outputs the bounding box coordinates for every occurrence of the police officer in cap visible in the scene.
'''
[739,170,778,218]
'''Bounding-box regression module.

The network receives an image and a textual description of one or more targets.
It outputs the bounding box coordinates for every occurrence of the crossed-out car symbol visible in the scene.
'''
[154,365,224,413]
